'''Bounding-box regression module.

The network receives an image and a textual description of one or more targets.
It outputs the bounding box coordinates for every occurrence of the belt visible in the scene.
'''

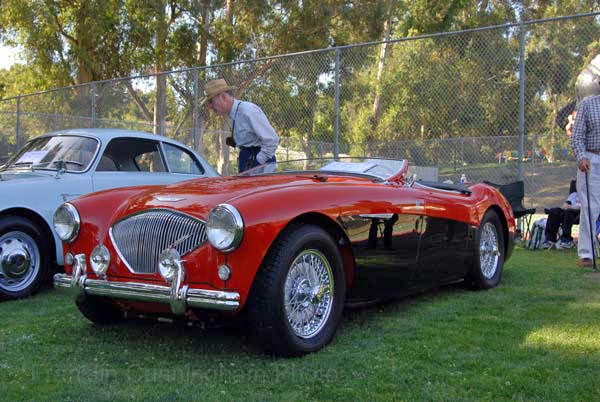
[587,149,600,155]
[240,146,261,151]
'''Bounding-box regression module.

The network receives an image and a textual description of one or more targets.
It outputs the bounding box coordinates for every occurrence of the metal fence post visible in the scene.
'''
[15,95,21,148]
[193,69,199,151]
[334,48,340,159]
[518,21,526,181]
[91,83,97,128]
[531,134,536,167]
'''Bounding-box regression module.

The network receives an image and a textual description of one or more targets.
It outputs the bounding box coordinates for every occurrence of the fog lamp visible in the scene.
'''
[90,244,110,278]
[64,252,74,266]
[158,248,182,283]
[217,264,231,281]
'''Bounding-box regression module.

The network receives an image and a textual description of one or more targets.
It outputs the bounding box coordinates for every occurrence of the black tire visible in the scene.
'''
[0,216,52,300]
[76,295,125,325]
[246,224,346,356]
[468,210,505,289]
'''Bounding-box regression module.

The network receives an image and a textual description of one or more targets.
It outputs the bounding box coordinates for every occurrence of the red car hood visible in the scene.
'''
[116,174,367,219]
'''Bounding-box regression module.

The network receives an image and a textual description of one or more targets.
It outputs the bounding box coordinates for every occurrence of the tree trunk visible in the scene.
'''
[301,106,317,169]
[368,0,394,155]
[217,0,235,173]
[154,72,167,136]
[189,0,212,156]
[219,126,231,175]
[72,2,96,122]
[73,2,95,85]
[154,1,168,136]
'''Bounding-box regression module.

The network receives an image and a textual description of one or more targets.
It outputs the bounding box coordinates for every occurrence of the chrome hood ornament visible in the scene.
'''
[154,196,185,202]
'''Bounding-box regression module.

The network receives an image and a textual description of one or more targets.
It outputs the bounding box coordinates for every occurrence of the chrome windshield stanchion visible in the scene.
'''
[169,260,188,315]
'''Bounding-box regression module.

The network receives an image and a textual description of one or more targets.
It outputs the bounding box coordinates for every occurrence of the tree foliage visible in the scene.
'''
[1,1,600,168]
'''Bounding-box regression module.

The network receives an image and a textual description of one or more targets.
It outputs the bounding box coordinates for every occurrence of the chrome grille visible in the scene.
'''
[110,209,207,274]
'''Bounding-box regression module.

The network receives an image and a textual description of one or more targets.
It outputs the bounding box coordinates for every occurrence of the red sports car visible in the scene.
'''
[53,158,515,356]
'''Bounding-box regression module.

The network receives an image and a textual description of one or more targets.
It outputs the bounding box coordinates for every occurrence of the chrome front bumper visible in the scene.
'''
[53,254,240,313]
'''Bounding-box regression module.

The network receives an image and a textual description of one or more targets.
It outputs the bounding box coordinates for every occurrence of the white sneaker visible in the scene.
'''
[542,240,554,249]
[558,239,575,249]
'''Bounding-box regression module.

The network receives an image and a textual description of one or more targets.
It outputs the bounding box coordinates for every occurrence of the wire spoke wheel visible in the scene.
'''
[248,224,345,355]
[284,249,334,339]
[468,210,504,290]
[479,221,500,279]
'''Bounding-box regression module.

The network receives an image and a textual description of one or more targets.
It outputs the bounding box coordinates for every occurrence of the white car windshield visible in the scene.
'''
[2,135,99,172]
[239,158,407,181]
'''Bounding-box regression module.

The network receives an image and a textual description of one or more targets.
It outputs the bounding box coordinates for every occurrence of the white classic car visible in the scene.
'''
[0,128,218,300]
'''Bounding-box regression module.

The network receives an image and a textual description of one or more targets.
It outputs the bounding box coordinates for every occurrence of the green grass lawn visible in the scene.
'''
[2,247,600,402]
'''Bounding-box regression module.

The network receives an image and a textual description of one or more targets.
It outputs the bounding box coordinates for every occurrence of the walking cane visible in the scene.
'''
[584,171,598,270]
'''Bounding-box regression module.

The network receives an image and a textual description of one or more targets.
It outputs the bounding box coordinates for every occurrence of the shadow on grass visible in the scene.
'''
[2,248,600,401]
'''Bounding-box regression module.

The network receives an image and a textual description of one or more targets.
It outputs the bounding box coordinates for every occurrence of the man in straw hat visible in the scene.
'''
[202,78,279,173]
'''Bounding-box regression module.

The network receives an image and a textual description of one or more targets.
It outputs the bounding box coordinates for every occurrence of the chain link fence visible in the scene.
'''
[1,12,599,210]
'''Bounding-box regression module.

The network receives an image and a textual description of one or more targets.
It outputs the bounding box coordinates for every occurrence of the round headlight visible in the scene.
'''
[206,204,244,252]
[158,248,182,283]
[53,203,80,243]
[90,244,110,277]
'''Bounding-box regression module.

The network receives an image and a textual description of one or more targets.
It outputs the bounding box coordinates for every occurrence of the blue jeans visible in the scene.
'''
[238,146,276,173]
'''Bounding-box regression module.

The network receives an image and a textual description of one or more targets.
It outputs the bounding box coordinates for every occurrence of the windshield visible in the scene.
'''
[239,158,408,181]
[2,135,99,172]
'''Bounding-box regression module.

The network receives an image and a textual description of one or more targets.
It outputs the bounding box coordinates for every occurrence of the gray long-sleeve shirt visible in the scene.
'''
[229,99,280,164]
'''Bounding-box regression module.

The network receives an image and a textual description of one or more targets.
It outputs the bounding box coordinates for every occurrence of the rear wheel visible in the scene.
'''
[0,216,51,300]
[469,210,505,289]
[246,224,346,356]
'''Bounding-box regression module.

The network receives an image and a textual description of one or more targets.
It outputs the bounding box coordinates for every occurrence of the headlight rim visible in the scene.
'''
[53,203,81,244]
[206,203,244,252]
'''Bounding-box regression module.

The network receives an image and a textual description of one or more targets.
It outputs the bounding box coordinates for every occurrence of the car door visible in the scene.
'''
[91,138,204,192]
[415,215,472,284]
[407,185,473,285]
[341,211,422,299]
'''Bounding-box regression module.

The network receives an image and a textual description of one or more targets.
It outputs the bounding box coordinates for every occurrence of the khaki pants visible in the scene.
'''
[576,151,600,260]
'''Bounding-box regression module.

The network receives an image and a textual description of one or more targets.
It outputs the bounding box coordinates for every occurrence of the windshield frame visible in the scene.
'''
[238,157,408,182]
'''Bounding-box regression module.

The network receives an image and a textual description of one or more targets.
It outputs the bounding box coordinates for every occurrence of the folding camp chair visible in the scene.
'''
[484,180,536,239]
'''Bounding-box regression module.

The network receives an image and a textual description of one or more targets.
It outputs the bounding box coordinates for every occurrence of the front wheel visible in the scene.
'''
[246,224,346,356]
[0,216,51,300]
[468,210,505,289]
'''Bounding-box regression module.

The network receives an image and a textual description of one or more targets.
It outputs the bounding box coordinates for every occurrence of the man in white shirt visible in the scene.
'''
[202,78,280,173]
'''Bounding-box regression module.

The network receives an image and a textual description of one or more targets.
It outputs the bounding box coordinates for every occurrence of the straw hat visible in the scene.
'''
[201,79,237,106]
